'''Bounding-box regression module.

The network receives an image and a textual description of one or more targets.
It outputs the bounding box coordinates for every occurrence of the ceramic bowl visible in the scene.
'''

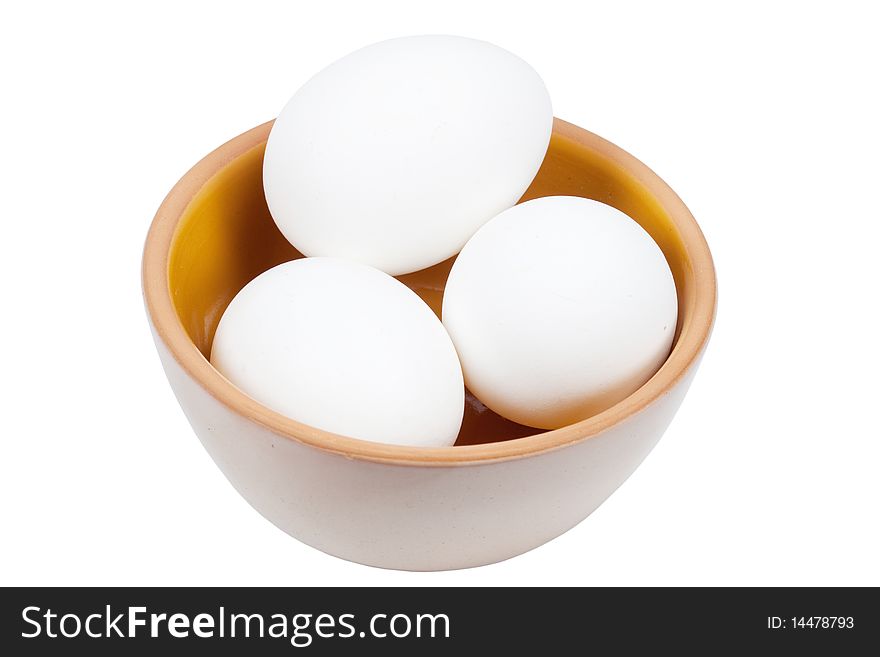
[142,118,716,571]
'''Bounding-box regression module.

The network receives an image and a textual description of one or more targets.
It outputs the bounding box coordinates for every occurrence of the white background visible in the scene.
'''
[2,0,878,586]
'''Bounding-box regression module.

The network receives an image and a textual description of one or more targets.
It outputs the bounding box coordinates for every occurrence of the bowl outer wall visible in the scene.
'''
[150,321,702,570]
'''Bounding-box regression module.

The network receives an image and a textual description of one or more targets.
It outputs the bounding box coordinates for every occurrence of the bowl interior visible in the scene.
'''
[161,119,706,449]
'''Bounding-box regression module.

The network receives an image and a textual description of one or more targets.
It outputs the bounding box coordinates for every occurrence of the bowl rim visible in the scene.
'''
[143,117,716,467]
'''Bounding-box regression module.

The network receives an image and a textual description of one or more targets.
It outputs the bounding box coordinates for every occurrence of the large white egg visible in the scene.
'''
[263,35,553,276]
[442,196,678,430]
[211,258,464,447]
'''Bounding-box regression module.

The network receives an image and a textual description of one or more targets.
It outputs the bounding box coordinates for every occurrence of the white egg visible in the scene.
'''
[263,35,552,276]
[211,258,464,447]
[442,196,678,430]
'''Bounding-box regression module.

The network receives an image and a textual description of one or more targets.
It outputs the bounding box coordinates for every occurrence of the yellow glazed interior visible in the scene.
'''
[145,118,715,463]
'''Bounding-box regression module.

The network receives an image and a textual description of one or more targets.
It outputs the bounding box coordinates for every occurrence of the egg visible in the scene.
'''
[210,258,465,447]
[263,35,553,276]
[442,196,678,430]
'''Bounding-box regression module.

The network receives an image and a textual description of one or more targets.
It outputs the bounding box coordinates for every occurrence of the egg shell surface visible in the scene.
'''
[263,35,553,275]
[442,196,678,430]
[211,257,465,447]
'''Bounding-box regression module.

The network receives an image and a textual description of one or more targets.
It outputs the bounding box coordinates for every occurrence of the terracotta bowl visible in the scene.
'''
[142,118,716,570]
